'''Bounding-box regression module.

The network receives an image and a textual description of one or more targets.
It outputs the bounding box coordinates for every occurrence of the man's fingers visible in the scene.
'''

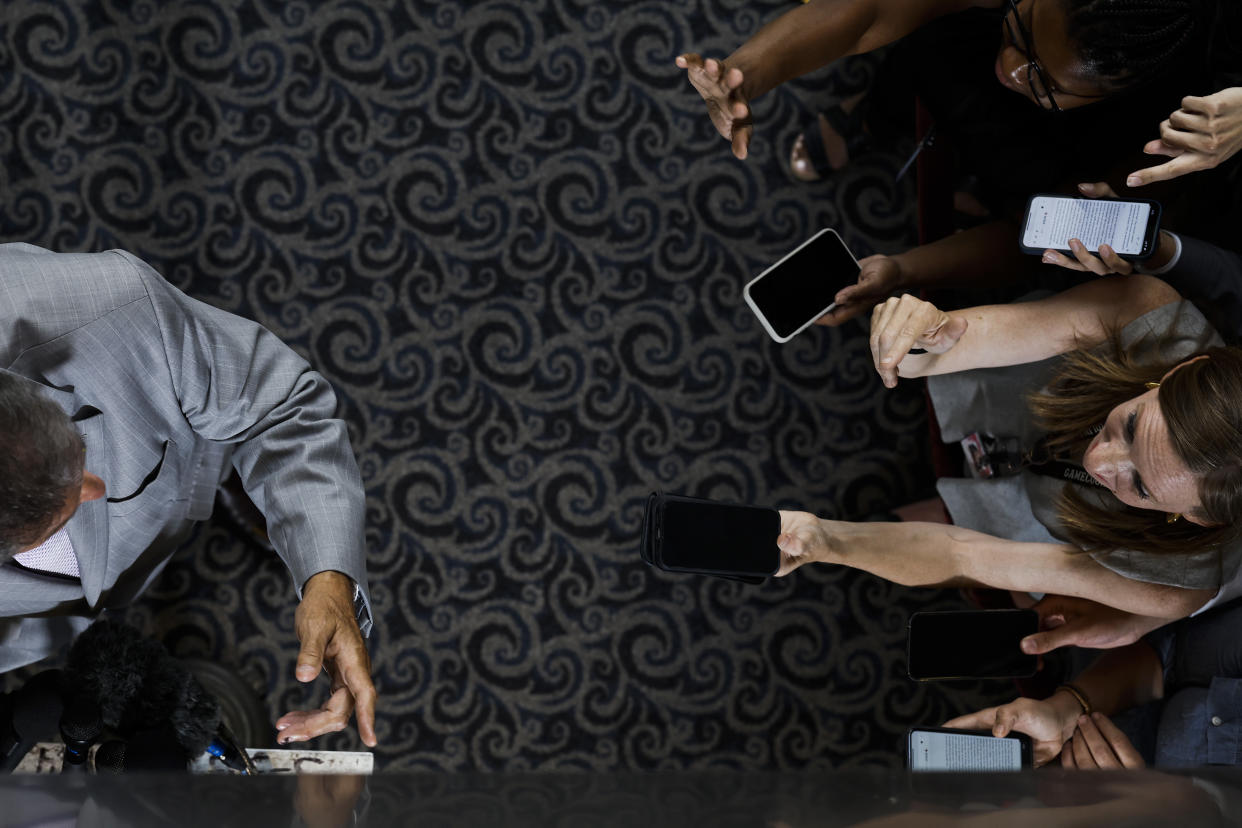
[814,301,865,327]
[674,53,702,70]
[276,690,353,744]
[1020,626,1075,655]
[942,708,995,731]
[1126,153,1204,187]
[1097,245,1133,274]
[1091,713,1144,768]
[1076,716,1121,769]
[731,122,751,160]
[1076,180,1119,199]
[993,709,1017,738]
[724,66,744,91]
[1071,730,1097,768]
[339,658,378,747]
[296,624,330,682]
[1142,138,1184,158]
[1042,249,1086,271]
[1167,108,1209,133]
[1068,239,1109,276]
[1061,740,1076,768]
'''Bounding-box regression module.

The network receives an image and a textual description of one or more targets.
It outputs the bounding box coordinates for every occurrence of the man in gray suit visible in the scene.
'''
[0,242,377,747]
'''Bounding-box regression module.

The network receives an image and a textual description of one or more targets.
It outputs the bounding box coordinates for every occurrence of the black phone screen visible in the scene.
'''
[658,497,779,576]
[746,229,859,339]
[907,609,1037,680]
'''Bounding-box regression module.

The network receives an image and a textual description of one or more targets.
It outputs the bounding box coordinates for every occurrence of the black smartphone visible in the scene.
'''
[743,228,861,343]
[1019,193,1162,260]
[907,727,1033,772]
[648,493,779,579]
[906,609,1037,681]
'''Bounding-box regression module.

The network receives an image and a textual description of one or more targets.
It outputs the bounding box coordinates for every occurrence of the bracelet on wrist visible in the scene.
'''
[1057,683,1092,716]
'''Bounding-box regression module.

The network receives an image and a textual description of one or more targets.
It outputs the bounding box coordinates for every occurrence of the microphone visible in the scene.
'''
[59,692,103,772]
[92,729,188,773]
[65,620,228,770]
[2,670,65,772]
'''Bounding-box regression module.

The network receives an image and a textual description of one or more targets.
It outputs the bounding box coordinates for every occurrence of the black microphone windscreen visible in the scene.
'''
[66,620,163,730]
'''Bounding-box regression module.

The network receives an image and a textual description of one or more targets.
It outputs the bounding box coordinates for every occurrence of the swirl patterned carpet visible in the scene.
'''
[0,1,1011,769]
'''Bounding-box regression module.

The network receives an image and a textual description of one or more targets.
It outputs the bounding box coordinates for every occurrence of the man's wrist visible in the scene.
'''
[1049,688,1087,734]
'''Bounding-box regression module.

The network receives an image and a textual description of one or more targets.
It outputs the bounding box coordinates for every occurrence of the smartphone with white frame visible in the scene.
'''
[1020,194,1162,260]
[743,228,861,343]
[907,727,1033,772]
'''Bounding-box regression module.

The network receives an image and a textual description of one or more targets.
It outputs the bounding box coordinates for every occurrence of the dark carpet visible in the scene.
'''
[0,0,1010,769]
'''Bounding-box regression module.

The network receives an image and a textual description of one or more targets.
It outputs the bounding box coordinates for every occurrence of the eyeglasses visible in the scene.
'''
[1002,0,1061,112]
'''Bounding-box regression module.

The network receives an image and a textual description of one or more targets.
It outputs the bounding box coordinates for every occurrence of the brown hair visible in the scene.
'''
[1029,335,1242,556]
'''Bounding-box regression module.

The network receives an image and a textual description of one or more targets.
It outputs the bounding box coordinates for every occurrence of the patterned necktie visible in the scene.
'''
[12,528,80,579]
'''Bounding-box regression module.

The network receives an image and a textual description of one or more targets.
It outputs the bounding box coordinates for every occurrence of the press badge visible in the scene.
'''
[960,432,1023,479]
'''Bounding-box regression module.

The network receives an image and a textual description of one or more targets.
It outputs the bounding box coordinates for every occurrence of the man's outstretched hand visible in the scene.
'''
[675,53,753,159]
[276,570,378,747]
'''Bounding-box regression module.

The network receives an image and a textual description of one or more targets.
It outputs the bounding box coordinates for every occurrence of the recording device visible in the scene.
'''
[906,609,1038,681]
[1020,194,1162,260]
[2,670,65,772]
[65,620,256,772]
[641,492,780,583]
[907,727,1032,772]
[59,692,103,772]
[743,228,861,342]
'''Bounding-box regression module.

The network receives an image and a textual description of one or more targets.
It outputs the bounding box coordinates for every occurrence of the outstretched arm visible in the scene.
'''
[677,0,988,158]
[777,511,1212,618]
[869,274,1182,386]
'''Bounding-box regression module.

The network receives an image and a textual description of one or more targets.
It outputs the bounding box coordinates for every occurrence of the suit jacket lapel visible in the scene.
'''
[68,409,110,607]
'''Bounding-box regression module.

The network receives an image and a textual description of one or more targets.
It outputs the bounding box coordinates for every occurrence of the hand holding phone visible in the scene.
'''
[1020,194,1162,261]
[907,727,1033,772]
[744,228,861,342]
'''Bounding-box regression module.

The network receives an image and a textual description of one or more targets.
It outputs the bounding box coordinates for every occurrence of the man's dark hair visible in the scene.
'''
[0,372,84,558]
[1064,0,1207,90]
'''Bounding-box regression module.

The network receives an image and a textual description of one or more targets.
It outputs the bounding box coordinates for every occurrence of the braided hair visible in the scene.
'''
[1062,0,1207,90]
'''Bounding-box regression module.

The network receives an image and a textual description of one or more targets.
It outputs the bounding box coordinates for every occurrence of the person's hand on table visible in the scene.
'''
[869,294,968,388]
[276,570,378,747]
[1019,594,1165,655]
[815,255,904,327]
[943,694,1079,767]
[1062,712,1146,769]
[675,53,753,159]
[1122,88,1242,187]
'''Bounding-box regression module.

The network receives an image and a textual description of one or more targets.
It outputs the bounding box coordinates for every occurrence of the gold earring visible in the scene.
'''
[1166,512,1181,524]
[1145,381,1160,389]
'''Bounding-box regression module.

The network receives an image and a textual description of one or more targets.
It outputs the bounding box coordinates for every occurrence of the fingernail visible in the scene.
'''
[1042,252,1055,263]
[1079,715,1089,724]
[1126,175,1141,187]
[776,534,788,550]
[1077,182,1091,192]
[1092,712,1102,720]
[276,723,289,731]
[1020,639,1034,653]
[881,356,893,364]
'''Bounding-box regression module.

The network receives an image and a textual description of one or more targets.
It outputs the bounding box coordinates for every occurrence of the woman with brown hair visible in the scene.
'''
[777,274,1242,620]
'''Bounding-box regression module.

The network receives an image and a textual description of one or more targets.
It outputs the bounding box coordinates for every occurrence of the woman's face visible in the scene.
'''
[995,0,1113,111]
[1081,386,1208,522]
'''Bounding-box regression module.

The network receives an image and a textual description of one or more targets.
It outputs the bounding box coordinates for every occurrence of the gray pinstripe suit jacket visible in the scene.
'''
[0,243,372,672]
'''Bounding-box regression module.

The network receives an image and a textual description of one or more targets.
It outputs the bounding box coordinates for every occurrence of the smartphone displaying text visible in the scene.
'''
[1020,195,1162,259]
[907,728,1031,772]
[743,228,860,342]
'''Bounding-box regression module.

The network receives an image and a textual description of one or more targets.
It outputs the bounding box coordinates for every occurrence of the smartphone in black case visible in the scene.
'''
[906,609,1038,681]
[641,492,780,583]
